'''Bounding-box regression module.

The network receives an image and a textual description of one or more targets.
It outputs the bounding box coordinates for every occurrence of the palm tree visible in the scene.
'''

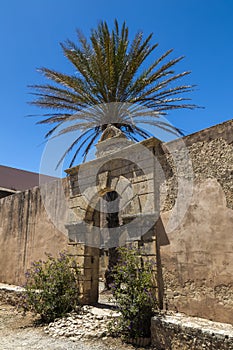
[30,20,199,290]
[30,20,198,166]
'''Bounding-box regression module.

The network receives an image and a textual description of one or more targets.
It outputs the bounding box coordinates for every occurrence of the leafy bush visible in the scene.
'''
[21,252,81,322]
[110,246,158,339]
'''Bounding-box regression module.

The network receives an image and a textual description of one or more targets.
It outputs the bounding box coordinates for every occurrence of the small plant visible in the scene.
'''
[110,246,158,340]
[21,252,81,322]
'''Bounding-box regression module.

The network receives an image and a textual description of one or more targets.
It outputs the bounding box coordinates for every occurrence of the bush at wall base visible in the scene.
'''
[21,252,81,323]
[109,246,158,341]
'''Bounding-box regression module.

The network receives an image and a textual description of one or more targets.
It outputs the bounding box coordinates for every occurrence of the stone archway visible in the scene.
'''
[82,175,138,294]
[83,190,122,292]
[65,134,168,306]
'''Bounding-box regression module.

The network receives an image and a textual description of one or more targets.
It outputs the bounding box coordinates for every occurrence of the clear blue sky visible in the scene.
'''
[0,0,232,174]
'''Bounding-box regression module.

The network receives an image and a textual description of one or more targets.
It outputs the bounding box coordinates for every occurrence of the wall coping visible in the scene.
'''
[151,312,233,349]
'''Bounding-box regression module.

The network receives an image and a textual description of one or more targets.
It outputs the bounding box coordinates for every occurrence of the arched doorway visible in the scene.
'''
[85,190,121,294]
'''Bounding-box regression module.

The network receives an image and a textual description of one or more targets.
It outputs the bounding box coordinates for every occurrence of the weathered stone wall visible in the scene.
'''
[151,312,233,350]
[160,119,233,211]
[159,119,233,324]
[65,138,161,304]
[0,179,69,286]
[0,119,232,325]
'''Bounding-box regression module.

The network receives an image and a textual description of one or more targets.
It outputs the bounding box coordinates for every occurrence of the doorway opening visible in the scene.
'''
[101,191,120,290]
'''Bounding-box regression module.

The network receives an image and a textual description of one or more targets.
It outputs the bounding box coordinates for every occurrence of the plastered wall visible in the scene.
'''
[0,179,69,285]
[159,119,233,323]
[0,119,232,324]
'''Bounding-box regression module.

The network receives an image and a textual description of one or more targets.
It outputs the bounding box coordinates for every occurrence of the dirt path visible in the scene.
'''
[0,302,138,350]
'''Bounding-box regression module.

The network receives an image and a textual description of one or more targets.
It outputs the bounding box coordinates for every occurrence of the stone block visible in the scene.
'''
[71,206,86,221]
[69,195,88,211]
[67,243,85,256]
[97,171,109,192]
[138,193,155,213]
[132,179,154,195]
[141,241,156,255]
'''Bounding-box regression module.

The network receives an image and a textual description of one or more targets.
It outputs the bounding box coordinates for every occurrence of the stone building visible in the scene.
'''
[0,118,232,324]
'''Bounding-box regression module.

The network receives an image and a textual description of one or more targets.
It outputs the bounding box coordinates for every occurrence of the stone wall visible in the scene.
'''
[65,138,161,304]
[159,119,233,324]
[0,118,232,324]
[160,119,233,212]
[151,312,233,350]
[0,179,69,285]
[65,139,159,243]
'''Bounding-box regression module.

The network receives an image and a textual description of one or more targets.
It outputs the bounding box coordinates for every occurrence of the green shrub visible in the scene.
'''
[21,252,81,322]
[110,246,158,339]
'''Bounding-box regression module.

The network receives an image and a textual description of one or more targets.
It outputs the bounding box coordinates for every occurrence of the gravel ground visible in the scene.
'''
[0,302,141,350]
[0,283,150,350]
[0,328,125,350]
[0,330,136,350]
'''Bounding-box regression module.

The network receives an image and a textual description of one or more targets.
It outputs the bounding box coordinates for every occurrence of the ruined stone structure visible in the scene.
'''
[0,179,69,285]
[159,119,233,324]
[0,119,232,324]
[65,127,165,304]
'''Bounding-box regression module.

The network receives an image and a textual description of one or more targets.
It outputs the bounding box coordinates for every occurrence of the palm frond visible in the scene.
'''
[30,19,200,167]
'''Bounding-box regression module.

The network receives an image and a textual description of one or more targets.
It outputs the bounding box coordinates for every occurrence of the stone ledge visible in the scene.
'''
[151,312,233,350]
[0,283,25,306]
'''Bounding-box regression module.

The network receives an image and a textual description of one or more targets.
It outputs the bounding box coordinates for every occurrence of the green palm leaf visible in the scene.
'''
[30,20,200,166]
